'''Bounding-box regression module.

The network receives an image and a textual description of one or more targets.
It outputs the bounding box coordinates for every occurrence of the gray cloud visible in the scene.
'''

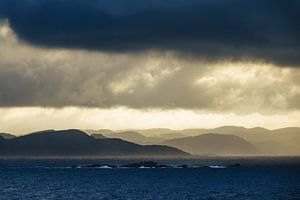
[0,21,300,113]
[0,0,299,66]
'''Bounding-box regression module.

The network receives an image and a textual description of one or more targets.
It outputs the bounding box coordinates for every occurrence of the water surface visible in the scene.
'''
[1,157,299,200]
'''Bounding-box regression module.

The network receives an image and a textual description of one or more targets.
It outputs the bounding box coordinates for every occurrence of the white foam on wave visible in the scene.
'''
[98,165,112,169]
[138,166,153,169]
[208,165,227,169]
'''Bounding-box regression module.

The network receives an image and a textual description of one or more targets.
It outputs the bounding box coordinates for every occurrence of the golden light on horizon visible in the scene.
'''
[1,107,300,135]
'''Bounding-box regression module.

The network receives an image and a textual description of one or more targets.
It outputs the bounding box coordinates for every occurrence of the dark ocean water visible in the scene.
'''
[0,157,300,200]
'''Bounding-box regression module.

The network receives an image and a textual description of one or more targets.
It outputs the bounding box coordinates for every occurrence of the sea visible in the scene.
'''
[0,156,299,200]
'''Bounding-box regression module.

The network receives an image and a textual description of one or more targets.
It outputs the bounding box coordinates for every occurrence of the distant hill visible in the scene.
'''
[0,129,189,157]
[156,132,186,140]
[163,133,258,155]
[86,129,164,144]
[78,126,300,155]
[254,140,288,155]
[103,131,161,145]
[179,126,300,155]
[129,128,173,136]
[0,133,16,139]
[270,127,300,154]
[181,126,272,140]
[87,129,187,144]
[90,133,106,139]
[85,129,115,135]
[121,129,186,140]
[109,131,148,143]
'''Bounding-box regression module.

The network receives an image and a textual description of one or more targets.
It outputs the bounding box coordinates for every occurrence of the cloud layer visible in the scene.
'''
[0,21,300,113]
[0,0,299,66]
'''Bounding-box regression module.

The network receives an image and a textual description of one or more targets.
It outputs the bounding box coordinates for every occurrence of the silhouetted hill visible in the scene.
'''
[163,133,258,155]
[0,129,189,157]
[0,133,16,139]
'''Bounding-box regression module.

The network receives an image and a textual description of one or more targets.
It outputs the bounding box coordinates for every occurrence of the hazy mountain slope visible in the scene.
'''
[0,129,189,157]
[163,133,258,155]
[90,129,187,143]
[156,132,186,140]
[104,131,161,144]
[271,128,300,154]
[0,133,16,139]
[91,133,107,139]
[181,126,272,142]
[130,129,173,136]
[121,129,185,140]
[180,126,300,154]
[109,131,147,142]
[84,129,116,135]
[211,127,300,154]
[254,141,288,155]
[84,126,300,155]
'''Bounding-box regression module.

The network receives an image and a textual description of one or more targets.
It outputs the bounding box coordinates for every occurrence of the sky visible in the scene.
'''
[0,0,300,134]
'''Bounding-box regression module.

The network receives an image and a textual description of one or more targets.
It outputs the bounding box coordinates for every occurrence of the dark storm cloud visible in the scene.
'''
[1,16,300,113]
[0,0,299,66]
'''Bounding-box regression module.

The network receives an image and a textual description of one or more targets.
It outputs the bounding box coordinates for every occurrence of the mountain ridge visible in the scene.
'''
[163,133,258,155]
[0,129,189,157]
